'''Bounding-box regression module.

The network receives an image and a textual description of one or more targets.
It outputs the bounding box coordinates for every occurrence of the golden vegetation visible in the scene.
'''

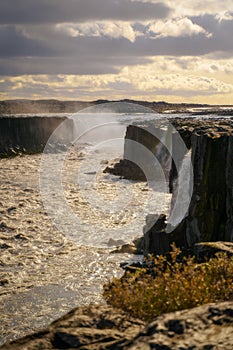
[104,244,233,322]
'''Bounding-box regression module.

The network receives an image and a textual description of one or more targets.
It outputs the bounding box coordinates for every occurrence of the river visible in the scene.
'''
[0,131,171,345]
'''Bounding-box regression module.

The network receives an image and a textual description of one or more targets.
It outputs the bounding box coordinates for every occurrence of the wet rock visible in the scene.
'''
[6,207,16,214]
[111,243,138,254]
[13,233,28,241]
[0,222,15,232]
[0,279,9,286]
[110,237,144,254]
[0,243,11,250]
[107,238,126,247]
[104,159,146,181]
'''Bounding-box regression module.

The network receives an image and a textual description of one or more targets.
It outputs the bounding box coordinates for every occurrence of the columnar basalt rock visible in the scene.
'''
[0,116,74,157]
[106,123,173,184]
[108,118,233,254]
[147,119,233,253]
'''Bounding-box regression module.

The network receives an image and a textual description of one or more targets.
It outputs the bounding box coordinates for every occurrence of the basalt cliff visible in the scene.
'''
[107,118,233,254]
[1,113,232,252]
[0,116,74,157]
[170,119,233,249]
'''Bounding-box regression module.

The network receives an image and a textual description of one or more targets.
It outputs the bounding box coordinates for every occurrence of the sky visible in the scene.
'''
[0,0,233,104]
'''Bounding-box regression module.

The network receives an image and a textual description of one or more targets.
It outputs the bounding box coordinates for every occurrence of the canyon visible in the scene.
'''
[0,103,233,349]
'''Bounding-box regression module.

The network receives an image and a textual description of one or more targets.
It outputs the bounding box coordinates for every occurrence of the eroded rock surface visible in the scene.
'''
[1,302,233,349]
[0,304,145,350]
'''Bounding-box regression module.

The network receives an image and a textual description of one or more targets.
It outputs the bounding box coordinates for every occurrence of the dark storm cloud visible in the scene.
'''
[0,14,232,76]
[0,25,56,56]
[190,14,233,52]
[0,56,153,76]
[0,0,171,24]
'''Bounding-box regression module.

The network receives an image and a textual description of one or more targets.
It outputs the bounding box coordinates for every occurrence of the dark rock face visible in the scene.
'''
[139,119,233,254]
[0,116,74,156]
[1,302,233,349]
[170,121,233,250]
[0,100,93,114]
[108,118,233,254]
[106,123,172,185]
[186,134,232,244]
[143,214,171,255]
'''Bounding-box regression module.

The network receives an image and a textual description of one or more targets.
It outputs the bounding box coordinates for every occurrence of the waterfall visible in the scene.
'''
[167,150,193,231]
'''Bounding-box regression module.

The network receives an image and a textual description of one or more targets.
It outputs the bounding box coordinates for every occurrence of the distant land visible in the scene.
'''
[0,99,233,115]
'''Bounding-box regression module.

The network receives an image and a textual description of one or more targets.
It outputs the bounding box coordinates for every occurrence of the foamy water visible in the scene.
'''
[0,143,171,345]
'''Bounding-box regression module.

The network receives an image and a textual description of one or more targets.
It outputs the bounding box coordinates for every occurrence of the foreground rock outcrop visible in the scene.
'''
[0,305,145,350]
[1,301,233,349]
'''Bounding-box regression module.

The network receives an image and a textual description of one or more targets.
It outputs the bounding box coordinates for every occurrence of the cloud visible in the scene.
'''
[56,22,137,42]
[0,25,57,57]
[163,1,233,17]
[0,1,232,103]
[1,61,233,100]
[1,14,233,76]
[0,56,153,76]
[0,0,170,24]
[215,11,233,23]
[148,18,211,38]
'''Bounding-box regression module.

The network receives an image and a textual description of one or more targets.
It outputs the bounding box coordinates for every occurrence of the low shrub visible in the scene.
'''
[103,244,233,322]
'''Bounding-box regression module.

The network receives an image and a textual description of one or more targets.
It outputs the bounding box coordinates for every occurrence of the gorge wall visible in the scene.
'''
[108,118,233,253]
[1,114,232,251]
[0,116,74,157]
[170,119,233,249]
